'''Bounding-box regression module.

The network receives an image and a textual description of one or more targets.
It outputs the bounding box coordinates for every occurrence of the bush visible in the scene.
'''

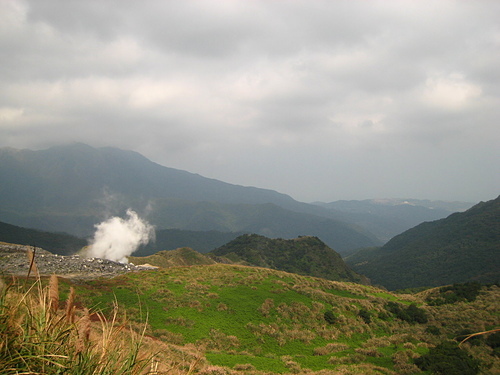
[406,303,428,323]
[323,310,337,325]
[485,332,500,357]
[358,308,371,324]
[427,282,483,306]
[425,325,441,336]
[385,302,427,324]
[414,341,480,375]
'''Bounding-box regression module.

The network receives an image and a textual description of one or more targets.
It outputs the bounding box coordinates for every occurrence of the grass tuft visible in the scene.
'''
[0,275,151,374]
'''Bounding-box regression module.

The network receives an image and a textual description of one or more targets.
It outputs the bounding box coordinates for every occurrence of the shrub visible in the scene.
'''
[414,341,480,375]
[405,303,428,323]
[233,363,256,371]
[386,302,427,324]
[323,310,337,325]
[486,332,500,357]
[358,308,372,324]
[427,282,483,306]
[425,325,441,335]
[313,343,349,355]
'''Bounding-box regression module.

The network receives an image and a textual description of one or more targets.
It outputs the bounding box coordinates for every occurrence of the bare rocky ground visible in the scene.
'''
[0,242,152,280]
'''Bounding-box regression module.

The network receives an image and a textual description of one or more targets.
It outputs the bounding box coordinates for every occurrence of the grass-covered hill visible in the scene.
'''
[210,234,368,284]
[0,220,86,255]
[345,195,500,290]
[129,247,216,268]
[44,265,499,374]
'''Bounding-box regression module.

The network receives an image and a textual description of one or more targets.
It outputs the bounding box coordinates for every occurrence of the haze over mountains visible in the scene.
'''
[0,143,477,254]
[314,199,472,243]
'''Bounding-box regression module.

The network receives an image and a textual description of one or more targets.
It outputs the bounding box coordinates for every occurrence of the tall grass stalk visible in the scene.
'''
[0,275,151,374]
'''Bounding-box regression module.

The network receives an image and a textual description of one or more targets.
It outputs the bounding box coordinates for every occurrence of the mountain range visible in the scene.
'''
[0,143,471,254]
[4,190,498,290]
[0,143,378,252]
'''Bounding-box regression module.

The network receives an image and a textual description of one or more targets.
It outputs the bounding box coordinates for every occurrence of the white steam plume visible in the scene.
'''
[87,209,155,263]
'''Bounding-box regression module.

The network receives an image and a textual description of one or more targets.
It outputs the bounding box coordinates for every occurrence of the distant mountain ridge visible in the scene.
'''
[0,220,86,255]
[345,196,500,290]
[0,143,296,209]
[0,143,379,252]
[313,199,473,243]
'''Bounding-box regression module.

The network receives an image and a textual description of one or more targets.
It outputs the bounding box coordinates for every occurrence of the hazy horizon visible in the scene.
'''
[1,1,499,203]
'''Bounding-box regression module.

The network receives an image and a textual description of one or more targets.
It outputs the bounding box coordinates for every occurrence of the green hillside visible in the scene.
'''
[64,265,499,374]
[346,196,500,290]
[210,234,368,284]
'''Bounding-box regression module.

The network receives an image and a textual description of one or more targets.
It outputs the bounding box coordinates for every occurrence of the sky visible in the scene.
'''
[1,0,499,203]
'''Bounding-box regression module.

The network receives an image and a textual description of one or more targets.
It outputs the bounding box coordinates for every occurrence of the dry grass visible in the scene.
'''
[0,275,151,374]
[258,298,275,317]
[313,343,350,356]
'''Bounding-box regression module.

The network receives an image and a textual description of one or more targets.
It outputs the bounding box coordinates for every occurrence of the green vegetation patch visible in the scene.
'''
[426,282,484,305]
[69,264,499,374]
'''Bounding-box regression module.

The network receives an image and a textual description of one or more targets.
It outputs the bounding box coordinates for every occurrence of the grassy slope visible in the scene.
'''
[128,247,216,267]
[68,264,499,374]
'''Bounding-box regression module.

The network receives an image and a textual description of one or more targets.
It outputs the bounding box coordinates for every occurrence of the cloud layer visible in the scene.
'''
[1,0,499,202]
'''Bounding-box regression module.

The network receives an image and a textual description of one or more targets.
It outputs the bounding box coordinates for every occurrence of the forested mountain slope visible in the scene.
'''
[345,196,500,290]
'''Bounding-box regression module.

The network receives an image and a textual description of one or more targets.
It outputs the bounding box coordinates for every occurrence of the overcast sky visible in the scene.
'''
[1,0,499,203]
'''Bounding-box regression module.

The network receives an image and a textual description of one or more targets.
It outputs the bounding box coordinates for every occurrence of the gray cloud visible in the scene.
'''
[0,0,498,203]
